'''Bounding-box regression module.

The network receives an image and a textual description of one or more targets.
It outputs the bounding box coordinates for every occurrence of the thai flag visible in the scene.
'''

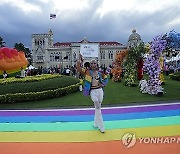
[50,14,56,19]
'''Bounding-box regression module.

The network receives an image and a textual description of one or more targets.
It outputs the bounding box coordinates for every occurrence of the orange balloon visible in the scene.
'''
[0,58,6,70]
[18,51,26,61]
[0,47,28,74]
[13,55,23,62]
[3,55,16,63]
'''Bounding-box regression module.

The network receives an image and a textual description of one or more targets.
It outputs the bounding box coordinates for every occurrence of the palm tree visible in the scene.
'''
[0,36,6,47]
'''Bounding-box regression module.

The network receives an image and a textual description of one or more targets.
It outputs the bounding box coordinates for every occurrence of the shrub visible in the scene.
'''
[0,74,60,85]
[169,72,180,81]
[0,75,81,103]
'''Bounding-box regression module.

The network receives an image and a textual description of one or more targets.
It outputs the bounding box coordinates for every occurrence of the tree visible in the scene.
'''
[0,36,6,47]
[14,43,32,64]
[14,43,24,51]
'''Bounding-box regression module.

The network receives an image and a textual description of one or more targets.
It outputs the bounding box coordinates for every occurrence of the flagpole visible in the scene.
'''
[49,13,56,31]
[49,17,52,30]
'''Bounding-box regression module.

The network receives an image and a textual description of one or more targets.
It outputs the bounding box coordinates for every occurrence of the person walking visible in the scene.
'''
[77,55,108,133]
[3,70,8,79]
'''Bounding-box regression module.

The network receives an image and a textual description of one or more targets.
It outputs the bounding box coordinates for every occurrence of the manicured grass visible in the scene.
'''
[0,75,179,109]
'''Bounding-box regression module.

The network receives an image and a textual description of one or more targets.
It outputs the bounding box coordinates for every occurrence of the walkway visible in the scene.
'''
[0,102,180,154]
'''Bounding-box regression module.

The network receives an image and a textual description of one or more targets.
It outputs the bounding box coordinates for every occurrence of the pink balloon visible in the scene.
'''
[11,48,18,56]
[1,47,12,59]
[0,53,3,60]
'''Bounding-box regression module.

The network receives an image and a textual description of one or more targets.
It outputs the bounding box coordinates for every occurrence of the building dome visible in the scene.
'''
[128,29,141,41]
[127,29,142,48]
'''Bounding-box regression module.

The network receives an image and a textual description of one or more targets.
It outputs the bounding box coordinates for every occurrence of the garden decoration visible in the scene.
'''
[159,56,165,84]
[111,50,127,82]
[124,42,145,86]
[167,30,180,49]
[165,30,180,58]
[141,35,167,96]
[145,43,150,53]
[137,58,144,80]
[0,47,28,75]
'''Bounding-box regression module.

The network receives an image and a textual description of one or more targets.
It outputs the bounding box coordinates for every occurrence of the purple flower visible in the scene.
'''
[142,35,166,95]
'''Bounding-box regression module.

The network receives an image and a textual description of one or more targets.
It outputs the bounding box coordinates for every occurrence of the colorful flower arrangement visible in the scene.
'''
[124,57,137,86]
[137,58,144,80]
[124,43,145,86]
[111,50,127,82]
[166,30,180,50]
[159,56,165,84]
[142,35,167,95]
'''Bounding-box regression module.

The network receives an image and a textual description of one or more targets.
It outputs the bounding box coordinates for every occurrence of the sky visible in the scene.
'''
[0,0,180,49]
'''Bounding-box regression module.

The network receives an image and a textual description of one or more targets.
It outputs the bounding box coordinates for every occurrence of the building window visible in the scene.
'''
[108,51,113,59]
[50,53,55,61]
[73,52,76,60]
[59,52,62,60]
[35,39,38,45]
[55,55,60,61]
[37,56,43,60]
[36,55,44,63]
[50,55,52,61]
[65,52,71,61]
[100,51,105,59]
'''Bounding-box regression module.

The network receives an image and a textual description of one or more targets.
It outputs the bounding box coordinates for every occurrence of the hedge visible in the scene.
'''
[0,74,82,103]
[169,73,180,81]
[0,82,81,103]
[0,74,60,85]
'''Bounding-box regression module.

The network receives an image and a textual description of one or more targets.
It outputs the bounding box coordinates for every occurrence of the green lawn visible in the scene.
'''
[0,76,179,109]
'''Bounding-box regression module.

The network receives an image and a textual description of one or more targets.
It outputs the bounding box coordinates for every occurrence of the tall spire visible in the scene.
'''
[48,29,53,35]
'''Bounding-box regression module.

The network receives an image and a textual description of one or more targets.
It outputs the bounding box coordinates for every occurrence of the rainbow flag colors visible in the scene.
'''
[0,102,180,154]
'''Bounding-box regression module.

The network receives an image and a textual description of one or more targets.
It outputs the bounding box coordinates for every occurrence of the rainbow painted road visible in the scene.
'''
[0,102,180,154]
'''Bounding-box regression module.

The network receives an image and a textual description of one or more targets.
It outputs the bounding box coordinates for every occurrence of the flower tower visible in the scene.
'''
[111,50,127,82]
[142,35,167,95]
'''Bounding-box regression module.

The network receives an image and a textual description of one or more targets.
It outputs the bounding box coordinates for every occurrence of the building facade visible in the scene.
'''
[31,29,128,69]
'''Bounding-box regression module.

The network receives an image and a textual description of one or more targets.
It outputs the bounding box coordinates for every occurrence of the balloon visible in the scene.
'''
[11,48,18,56]
[0,47,29,75]
[12,54,22,62]
[1,47,13,59]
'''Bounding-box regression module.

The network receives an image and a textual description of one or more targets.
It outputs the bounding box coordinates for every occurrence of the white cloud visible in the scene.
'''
[134,0,180,13]
[0,0,41,13]
[39,0,49,3]
[96,0,180,17]
[96,0,136,17]
[167,17,180,27]
[0,0,179,47]
[52,0,89,11]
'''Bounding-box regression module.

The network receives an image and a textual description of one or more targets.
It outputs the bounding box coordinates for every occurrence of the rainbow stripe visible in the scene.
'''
[0,102,180,153]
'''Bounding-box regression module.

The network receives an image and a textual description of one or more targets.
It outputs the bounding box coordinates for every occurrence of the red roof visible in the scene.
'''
[99,42,122,46]
[53,41,124,47]
[53,42,71,46]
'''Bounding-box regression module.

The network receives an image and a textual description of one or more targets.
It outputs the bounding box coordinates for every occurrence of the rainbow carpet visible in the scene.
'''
[0,102,180,154]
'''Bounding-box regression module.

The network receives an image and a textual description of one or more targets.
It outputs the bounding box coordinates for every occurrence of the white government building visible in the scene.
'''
[31,29,142,68]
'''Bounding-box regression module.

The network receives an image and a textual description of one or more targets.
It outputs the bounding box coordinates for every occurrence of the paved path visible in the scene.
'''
[0,102,180,154]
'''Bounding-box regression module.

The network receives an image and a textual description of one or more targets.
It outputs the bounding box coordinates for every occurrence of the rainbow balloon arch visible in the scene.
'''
[0,47,28,75]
